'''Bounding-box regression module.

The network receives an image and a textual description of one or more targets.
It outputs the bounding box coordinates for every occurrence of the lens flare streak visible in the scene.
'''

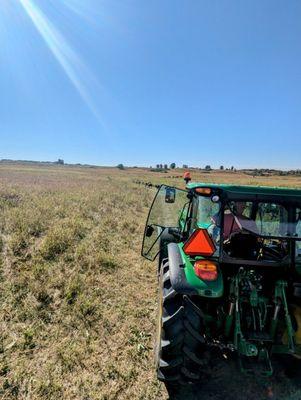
[19,0,103,122]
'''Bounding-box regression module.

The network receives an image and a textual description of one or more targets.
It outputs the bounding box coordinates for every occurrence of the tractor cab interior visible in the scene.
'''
[196,193,301,264]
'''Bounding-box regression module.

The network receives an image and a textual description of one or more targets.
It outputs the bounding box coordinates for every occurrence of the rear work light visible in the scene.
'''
[194,260,218,281]
[195,187,212,195]
[183,229,216,256]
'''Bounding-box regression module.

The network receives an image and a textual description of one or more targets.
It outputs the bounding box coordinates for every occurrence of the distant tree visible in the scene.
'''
[159,164,163,169]
[231,166,234,171]
[205,165,212,171]
[183,164,188,169]
[220,165,224,170]
[117,163,125,170]
[170,163,176,169]
[164,164,168,170]
[57,159,64,165]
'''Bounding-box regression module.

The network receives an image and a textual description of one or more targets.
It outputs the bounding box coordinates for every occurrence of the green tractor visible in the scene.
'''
[141,181,301,384]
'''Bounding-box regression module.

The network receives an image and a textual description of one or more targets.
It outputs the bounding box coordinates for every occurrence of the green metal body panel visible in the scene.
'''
[178,243,224,298]
[187,182,301,197]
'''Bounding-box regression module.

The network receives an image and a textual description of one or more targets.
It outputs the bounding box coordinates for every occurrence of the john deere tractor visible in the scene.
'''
[141,181,301,384]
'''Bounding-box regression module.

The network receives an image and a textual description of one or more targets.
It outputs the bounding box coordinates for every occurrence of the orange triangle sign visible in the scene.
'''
[183,229,216,256]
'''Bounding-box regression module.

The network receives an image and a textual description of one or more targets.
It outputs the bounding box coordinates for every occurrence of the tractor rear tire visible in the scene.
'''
[155,259,207,384]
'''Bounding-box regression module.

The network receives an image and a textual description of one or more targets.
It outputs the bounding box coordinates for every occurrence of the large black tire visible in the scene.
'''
[157,229,177,275]
[155,259,207,385]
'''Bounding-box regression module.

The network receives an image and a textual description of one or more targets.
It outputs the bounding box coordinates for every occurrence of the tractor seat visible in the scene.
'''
[224,232,259,260]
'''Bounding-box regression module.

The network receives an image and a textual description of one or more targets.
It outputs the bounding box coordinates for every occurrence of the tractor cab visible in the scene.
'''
[142,183,301,268]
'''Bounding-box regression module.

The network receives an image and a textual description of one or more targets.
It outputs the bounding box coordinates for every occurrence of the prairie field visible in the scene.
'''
[1,163,301,400]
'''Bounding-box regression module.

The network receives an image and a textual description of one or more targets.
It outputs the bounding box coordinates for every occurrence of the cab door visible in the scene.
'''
[141,185,189,260]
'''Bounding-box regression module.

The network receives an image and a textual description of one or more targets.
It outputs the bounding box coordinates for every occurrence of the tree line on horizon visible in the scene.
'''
[1,159,299,177]
[117,163,301,177]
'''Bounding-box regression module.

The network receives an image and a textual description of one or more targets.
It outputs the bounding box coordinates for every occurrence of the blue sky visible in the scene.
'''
[0,0,300,169]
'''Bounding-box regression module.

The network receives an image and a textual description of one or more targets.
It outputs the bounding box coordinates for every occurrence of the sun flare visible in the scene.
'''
[18,0,103,123]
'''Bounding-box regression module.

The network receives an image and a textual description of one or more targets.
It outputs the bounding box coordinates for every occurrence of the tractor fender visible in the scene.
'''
[167,243,198,295]
[157,229,177,272]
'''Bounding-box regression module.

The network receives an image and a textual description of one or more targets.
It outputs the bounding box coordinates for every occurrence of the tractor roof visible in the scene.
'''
[187,182,301,198]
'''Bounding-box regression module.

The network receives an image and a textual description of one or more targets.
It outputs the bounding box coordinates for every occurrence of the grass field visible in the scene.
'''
[1,164,301,400]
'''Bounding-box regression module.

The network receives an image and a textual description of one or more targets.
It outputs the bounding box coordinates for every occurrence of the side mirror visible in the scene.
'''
[145,225,154,237]
[165,187,176,203]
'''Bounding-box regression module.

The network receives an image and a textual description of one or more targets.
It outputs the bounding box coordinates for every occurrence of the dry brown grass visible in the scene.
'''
[1,164,301,400]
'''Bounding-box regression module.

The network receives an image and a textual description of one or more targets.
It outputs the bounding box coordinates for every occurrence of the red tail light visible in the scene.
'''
[194,260,218,281]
